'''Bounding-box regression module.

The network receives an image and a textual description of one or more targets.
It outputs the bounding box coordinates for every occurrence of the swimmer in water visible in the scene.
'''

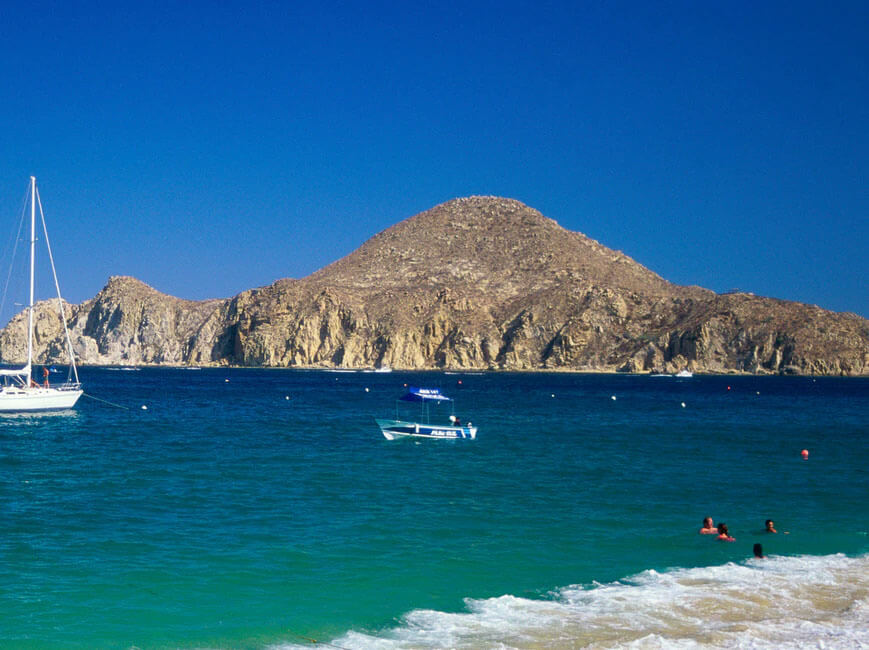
[699,517,717,535]
[765,519,777,533]
[717,523,735,541]
[753,543,765,558]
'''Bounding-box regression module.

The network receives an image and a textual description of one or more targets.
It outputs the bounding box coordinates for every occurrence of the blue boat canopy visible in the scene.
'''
[400,387,452,402]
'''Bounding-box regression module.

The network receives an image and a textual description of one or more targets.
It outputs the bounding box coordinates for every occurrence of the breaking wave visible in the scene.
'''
[274,553,869,649]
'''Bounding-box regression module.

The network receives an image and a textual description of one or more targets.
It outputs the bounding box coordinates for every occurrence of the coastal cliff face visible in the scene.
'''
[0,278,223,366]
[1,197,867,375]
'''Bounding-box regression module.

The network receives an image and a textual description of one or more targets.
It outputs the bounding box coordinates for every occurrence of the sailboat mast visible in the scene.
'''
[26,176,36,387]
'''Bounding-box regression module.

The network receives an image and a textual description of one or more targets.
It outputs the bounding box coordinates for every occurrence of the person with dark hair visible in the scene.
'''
[765,519,777,533]
[699,517,717,534]
[753,543,765,558]
[717,523,735,541]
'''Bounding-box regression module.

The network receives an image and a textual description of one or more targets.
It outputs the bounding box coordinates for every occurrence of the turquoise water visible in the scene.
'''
[2,369,867,648]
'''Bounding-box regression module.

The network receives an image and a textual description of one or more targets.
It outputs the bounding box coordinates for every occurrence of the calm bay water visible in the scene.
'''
[1,368,867,648]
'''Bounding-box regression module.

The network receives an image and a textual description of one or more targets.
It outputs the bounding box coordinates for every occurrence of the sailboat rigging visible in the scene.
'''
[0,176,82,411]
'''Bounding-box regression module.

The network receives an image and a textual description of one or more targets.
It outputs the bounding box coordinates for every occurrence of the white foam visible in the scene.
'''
[272,554,869,649]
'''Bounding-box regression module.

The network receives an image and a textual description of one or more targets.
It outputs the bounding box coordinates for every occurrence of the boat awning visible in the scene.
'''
[0,363,29,377]
[400,387,452,402]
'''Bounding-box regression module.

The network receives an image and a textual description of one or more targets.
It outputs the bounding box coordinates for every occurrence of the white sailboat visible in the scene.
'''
[0,177,82,412]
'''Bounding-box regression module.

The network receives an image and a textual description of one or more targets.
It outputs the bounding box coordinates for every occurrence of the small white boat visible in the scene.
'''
[362,365,392,373]
[675,369,693,378]
[0,177,82,412]
[376,387,477,440]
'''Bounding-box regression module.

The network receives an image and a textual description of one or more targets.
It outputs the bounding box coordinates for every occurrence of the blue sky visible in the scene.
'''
[0,1,866,319]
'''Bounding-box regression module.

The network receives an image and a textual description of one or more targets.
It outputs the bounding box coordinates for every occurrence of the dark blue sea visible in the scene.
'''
[2,368,867,648]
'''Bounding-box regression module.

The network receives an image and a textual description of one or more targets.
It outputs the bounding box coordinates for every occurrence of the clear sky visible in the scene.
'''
[1,1,866,319]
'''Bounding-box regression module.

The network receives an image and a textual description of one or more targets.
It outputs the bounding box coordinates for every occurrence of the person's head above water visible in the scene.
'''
[699,517,717,533]
[765,519,777,533]
[753,543,764,558]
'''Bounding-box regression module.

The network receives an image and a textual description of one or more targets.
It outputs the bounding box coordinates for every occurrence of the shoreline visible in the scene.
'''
[70,363,869,377]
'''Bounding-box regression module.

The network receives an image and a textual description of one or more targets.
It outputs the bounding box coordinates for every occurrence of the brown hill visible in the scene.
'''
[1,196,867,374]
[312,196,683,296]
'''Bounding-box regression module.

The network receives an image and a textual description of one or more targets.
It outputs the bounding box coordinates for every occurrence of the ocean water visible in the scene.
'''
[1,368,867,649]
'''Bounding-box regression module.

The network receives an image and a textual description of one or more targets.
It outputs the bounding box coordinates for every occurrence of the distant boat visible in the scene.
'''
[375,386,477,440]
[650,369,693,378]
[0,177,82,412]
[362,365,393,373]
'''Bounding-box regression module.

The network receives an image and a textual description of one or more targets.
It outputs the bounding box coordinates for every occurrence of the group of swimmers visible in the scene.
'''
[700,517,781,557]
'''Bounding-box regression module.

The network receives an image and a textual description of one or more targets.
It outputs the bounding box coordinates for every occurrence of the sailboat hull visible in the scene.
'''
[0,386,83,412]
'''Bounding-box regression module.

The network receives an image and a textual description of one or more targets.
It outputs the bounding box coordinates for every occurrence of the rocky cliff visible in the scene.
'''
[0,276,223,366]
[1,197,867,375]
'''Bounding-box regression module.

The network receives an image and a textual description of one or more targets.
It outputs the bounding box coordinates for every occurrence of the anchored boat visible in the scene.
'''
[375,386,477,440]
[0,177,82,412]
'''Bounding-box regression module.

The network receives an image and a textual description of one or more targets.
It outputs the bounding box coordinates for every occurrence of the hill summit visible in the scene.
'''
[1,196,867,374]
[312,196,680,297]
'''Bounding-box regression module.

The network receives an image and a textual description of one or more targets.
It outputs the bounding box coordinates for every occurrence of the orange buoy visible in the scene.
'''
[801,449,809,459]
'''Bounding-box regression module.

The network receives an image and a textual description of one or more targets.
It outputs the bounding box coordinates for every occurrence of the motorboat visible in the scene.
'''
[375,386,477,440]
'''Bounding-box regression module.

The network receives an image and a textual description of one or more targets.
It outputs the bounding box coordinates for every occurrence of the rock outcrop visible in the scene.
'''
[1,197,867,375]
[0,277,223,366]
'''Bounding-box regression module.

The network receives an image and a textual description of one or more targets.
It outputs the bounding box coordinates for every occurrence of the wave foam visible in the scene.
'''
[273,554,869,649]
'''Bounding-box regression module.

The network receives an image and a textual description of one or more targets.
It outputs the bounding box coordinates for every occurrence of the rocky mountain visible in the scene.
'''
[1,196,867,374]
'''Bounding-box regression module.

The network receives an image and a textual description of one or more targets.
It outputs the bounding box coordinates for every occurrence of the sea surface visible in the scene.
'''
[1,368,867,649]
